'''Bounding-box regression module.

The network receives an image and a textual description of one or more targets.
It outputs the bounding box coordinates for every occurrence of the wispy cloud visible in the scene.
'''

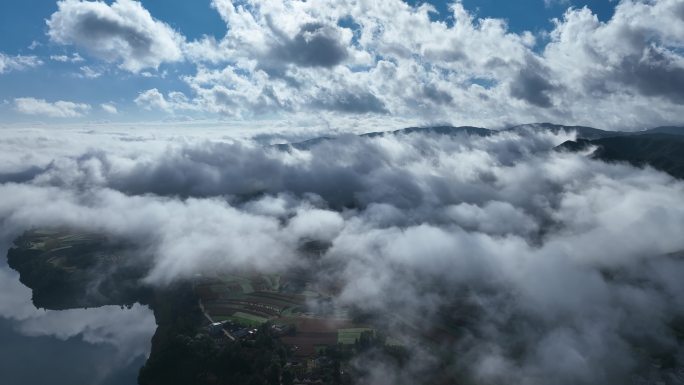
[50,53,84,63]
[78,66,102,79]
[101,103,118,114]
[0,53,42,74]
[14,98,91,118]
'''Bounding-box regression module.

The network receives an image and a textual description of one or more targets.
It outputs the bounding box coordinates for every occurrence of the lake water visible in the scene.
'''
[0,250,156,385]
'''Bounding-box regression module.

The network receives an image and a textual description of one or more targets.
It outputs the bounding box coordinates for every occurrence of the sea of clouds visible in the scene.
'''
[1,125,683,384]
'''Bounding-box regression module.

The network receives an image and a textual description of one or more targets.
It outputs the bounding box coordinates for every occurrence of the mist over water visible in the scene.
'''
[0,249,155,385]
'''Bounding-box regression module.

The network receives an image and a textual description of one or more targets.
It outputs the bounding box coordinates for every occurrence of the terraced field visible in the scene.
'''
[195,273,373,357]
[337,328,374,345]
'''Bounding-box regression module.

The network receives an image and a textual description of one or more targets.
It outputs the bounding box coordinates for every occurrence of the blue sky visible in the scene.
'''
[0,0,223,123]
[0,0,613,118]
[0,0,680,130]
[0,0,204,122]
[0,1,615,52]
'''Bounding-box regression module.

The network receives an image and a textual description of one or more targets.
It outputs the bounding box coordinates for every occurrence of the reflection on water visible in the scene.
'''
[0,256,156,385]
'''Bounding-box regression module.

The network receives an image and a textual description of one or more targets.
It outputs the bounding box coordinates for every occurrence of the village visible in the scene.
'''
[194,272,379,382]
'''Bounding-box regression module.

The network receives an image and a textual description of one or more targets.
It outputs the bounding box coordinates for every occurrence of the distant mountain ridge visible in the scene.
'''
[276,125,495,151]
[503,123,622,140]
[276,123,683,150]
[636,126,684,135]
[557,133,684,179]
[275,123,684,180]
[364,125,495,138]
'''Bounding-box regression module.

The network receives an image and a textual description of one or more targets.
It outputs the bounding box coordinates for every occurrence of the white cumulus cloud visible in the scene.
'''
[134,88,171,111]
[101,102,118,114]
[47,0,184,73]
[170,0,684,129]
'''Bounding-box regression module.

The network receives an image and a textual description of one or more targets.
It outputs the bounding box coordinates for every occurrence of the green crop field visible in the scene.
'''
[230,312,269,327]
[337,328,374,345]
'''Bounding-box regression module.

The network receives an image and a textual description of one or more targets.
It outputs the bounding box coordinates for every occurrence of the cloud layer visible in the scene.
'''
[1,126,683,384]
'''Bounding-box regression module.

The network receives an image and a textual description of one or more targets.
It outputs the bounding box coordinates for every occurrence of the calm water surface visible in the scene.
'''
[0,250,156,385]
